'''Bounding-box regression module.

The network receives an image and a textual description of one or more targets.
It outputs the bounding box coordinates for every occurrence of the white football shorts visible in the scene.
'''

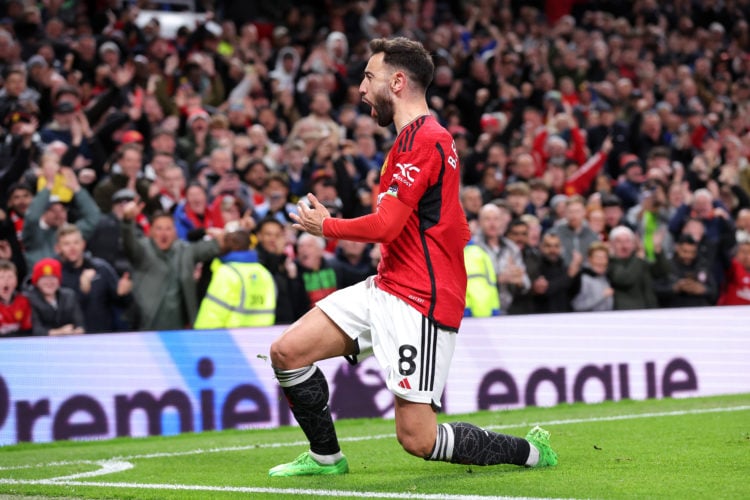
[317,276,456,408]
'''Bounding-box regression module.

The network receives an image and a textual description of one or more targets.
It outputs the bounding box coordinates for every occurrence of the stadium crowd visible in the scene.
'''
[2,0,750,336]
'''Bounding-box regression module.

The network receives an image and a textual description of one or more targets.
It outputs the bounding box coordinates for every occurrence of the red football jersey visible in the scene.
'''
[374,115,470,330]
[0,292,32,336]
[717,258,750,305]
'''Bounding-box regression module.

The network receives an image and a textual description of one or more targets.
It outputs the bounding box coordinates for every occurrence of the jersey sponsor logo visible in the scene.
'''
[394,162,420,186]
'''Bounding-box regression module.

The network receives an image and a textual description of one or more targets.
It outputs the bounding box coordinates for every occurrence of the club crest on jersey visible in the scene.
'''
[394,162,420,186]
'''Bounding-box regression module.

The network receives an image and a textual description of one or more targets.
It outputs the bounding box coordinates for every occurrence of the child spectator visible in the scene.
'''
[0,259,32,337]
[26,257,84,336]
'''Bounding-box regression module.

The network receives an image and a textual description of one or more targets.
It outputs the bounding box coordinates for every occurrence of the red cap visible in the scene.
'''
[121,130,144,144]
[31,257,62,285]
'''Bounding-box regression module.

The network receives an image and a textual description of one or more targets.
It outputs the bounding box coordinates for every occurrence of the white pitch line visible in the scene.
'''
[0,403,747,476]
[0,478,570,500]
[41,460,134,482]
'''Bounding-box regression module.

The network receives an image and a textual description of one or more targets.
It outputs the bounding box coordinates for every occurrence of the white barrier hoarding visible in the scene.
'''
[0,307,748,445]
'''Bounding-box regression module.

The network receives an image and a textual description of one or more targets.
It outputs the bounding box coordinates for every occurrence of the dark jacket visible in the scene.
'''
[60,255,131,333]
[608,251,670,310]
[86,212,137,276]
[534,256,574,313]
[508,246,543,315]
[257,245,309,324]
[654,255,716,308]
[26,285,84,336]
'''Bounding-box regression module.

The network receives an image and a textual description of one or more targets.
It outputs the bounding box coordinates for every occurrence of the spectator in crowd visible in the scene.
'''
[669,188,735,287]
[26,257,84,336]
[194,226,275,328]
[254,217,308,324]
[0,182,32,280]
[548,195,600,266]
[601,194,633,235]
[174,183,215,241]
[0,258,31,337]
[93,143,151,214]
[460,185,483,235]
[655,234,716,308]
[86,188,148,277]
[1,0,750,332]
[143,154,185,216]
[295,232,346,307]
[254,171,298,225]
[533,232,581,313]
[120,203,223,330]
[527,179,551,222]
[474,203,529,314]
[736,209,750,238]
[505,217,543,315]
[463,235,501,318]
[717,232,750,306]
[56,223,132,333]
[334,239,377,286]
[505,182,532,219]
[608,225,669,310]
[22,167,100,268]
[613,154,645,211]
[571,242,614,312]
[204,147,249,205]
[627,180,673,261]
[561,137,612,197]
[177,107,219,171]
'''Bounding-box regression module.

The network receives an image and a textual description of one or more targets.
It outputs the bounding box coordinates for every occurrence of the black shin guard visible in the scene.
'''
[276,366,340,456]
[429,422,530,466]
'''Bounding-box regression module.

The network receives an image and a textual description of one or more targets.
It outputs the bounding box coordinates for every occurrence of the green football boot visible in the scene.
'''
[525,426,558,467]
[269,451,349,477]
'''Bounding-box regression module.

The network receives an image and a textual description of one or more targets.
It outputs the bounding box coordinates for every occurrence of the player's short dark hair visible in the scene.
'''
[369,37,434,91]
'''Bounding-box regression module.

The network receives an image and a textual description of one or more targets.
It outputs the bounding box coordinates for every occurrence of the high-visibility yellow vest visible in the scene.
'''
[463,244,501,317]
[194,259,277,328]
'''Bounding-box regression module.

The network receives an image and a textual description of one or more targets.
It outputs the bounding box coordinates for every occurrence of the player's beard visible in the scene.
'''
[371,87,395,127]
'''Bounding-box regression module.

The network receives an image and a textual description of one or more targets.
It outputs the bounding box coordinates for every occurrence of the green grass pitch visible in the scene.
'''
[0,393,748,499]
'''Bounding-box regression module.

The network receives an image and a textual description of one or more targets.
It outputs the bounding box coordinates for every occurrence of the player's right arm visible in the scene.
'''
[291,192,412,244]
[322,193,411,243]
